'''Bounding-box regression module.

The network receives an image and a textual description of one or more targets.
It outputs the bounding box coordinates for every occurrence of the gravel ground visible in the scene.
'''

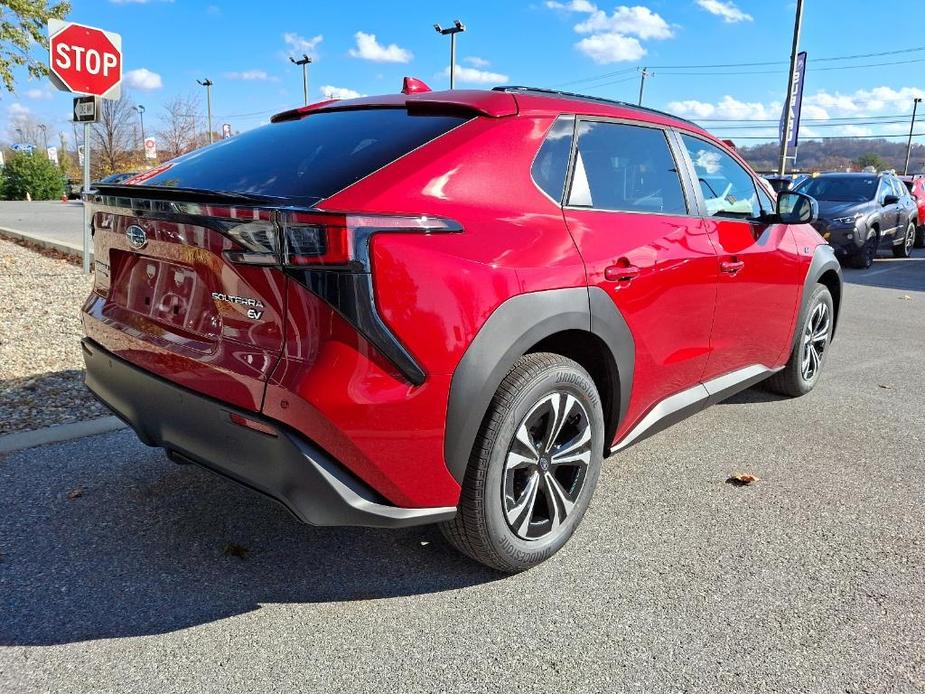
[0,239,107,434]
[0,257,923,693]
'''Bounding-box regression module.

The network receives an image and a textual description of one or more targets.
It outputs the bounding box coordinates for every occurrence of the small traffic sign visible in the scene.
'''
[73,95,100,122]
[144,137,157,160]
[48,19,122,100]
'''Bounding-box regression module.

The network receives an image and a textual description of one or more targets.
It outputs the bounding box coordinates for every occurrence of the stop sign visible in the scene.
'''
[47,19,122,100]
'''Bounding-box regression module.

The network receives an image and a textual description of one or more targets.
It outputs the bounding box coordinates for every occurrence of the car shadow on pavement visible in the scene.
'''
[0,430,502,646]
[842,251,925,293]
[0,370,110,436]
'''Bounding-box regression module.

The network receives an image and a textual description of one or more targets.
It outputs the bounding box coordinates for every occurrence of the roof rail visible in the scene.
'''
[492,85,700,129]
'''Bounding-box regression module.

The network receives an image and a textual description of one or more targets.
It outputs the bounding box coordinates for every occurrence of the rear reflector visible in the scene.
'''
[228,412,278,437]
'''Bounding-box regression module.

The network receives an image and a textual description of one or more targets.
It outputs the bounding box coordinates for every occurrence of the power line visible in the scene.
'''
[709,132,925,141]
[648,45,925,70]
[655,56,925,77]
[694,113,910,123]
[706,119,913,130]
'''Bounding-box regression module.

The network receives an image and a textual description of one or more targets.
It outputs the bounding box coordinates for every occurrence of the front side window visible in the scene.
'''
[680,134,761,219]
[567,121,687,215]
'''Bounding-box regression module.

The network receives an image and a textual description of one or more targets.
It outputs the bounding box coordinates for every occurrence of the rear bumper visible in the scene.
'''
[81,339,456,528]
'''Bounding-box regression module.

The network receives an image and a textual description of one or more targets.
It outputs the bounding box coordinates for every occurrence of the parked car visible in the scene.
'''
[898,174,925,248]
[64,177,82,199]
[794,172,919,268]
[764,174,793,193]
[81,84,842,572]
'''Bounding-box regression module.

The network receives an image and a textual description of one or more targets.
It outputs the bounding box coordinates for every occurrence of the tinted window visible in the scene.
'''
[567,121,686,214]
[132,108,468,203]
[796,176,878,203]
[889,177,906,198]
[681,134,760,219]
[532,115,574,203]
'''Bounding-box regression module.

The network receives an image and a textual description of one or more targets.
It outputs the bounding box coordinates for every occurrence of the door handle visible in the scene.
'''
[720,259,745,275]
[604,263,641,282]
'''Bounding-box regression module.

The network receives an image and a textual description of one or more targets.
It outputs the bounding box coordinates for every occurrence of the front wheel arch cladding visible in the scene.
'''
[443,286,635,485]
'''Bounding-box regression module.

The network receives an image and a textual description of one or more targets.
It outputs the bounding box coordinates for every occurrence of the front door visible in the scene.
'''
[561,119,718,444]
[677,133,805,380]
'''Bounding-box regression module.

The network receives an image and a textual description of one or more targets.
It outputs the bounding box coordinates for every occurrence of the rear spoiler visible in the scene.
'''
[271,90,518,123]
[90,183,296,207]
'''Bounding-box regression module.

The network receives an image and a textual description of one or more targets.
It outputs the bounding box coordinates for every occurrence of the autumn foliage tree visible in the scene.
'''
[0,1,71,93]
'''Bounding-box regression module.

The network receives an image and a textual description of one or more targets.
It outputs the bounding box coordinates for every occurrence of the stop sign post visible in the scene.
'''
[48,19,122,273]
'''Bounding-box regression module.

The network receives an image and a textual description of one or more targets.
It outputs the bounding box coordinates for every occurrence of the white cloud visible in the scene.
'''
[225,69,274,81]
[464,56,490,68]
[547,2,673,64]
[442,65,510,84]
[667,85,925,139]
[25,88,53,101]
[576,33,646,64]
[283,32,323,55]
[348,31,413,63]
[695,0,753,23]
[7,102,30,123]
[320,85,365,100]
[124,68,163,90]
[574,5,673,39]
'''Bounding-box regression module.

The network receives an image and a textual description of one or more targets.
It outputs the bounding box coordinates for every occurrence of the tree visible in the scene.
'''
[0,151,64,200]
[157,93,203,159]
[91,94,137,176]
[0,1,71,94]
[852,152,890,172]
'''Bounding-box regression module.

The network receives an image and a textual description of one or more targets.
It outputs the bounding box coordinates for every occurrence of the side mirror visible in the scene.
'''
[776,191,818,224]
[883,194,900,205]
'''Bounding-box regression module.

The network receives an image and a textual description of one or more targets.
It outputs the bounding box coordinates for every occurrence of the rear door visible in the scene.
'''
[677,133,804,379]
[561,118,718,442]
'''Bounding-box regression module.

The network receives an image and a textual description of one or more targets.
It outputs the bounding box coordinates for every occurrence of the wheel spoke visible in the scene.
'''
[514,421,539,459]
[551,425,592,466]
[505,471,540,536]
[542,471,575,532]
[506,450,537,470]
[539,393,577,454]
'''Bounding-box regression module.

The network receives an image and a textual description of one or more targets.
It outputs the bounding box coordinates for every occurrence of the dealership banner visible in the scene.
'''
[779,51,807,150]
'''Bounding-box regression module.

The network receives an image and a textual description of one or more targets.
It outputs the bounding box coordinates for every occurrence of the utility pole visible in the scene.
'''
[38,124,48,152]
[638,67,653,106]
[197,78,214,144]
[134,104,146,150]
[15,128,23,143]
[904,97,922,175]
[778,0,804,176]
[434,19,465,89]
[289,54,312,105]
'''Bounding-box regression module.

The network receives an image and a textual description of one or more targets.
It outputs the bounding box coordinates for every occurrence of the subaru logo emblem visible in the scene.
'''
[126,224,147,250]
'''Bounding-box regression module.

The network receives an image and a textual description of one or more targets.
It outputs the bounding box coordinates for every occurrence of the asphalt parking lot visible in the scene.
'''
[1,250,924,693]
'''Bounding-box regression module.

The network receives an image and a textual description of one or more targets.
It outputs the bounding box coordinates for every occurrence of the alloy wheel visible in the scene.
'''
[801,301,830,381]
[905,224,916,255]
[502,392,592,541]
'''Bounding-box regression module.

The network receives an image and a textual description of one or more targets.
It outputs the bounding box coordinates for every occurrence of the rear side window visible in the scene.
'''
[133,108,469,203]
[532,115,574,203]
[681,134,760,219]
[567,121,686,215]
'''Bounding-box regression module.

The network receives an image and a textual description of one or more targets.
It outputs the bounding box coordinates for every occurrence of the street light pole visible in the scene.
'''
[778,0,804,176]
[289,54,312,105]
[38,124,48,152]
[904,97,922,175]
[197,79,214,145]
[15,128,23,144]
[434,19,466,89]
[134,104,146,151]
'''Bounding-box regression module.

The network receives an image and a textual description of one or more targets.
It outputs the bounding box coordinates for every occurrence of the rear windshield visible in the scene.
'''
[796,176,877,202]
[133,108,468,202]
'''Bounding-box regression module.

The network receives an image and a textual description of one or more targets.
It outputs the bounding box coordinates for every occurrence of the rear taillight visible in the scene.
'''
[216,207,461,386]
[217,209,460,271]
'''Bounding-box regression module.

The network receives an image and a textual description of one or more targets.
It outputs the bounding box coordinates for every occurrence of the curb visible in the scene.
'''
[0,416,127,455]
[0,223,92,262]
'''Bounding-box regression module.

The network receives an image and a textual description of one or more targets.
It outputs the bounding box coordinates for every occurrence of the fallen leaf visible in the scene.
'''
[900,295,912,301]
[67,486,84,500]
[878,384,894,390]
[223,543,249,559]
[725,473,759,487]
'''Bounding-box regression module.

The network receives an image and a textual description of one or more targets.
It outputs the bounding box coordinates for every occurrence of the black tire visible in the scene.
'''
[440,352,605,573]
[914,223,924,249]
[848,230,878,269]
[765,284,834,397]
[892,221,916,258]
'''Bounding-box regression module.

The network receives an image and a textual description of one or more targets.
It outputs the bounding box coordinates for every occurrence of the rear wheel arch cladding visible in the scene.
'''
[443,286,635,485]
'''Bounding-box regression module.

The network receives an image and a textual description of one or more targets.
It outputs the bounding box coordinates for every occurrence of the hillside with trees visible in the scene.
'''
[737,138,925,175]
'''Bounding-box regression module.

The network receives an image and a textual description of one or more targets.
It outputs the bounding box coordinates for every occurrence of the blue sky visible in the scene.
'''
[5,0,925,147]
